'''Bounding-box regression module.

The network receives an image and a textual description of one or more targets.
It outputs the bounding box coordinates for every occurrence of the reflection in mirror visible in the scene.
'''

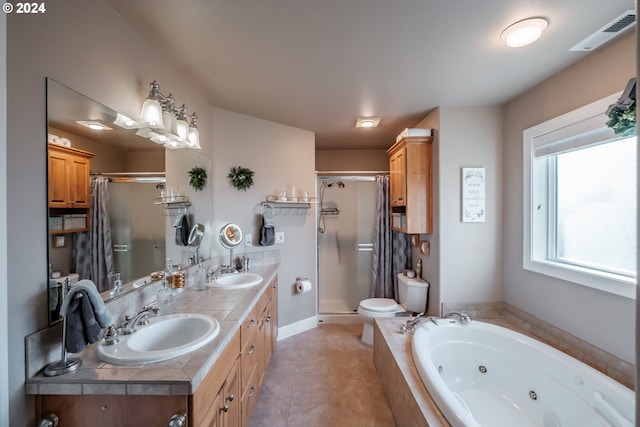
[46,79,166,324]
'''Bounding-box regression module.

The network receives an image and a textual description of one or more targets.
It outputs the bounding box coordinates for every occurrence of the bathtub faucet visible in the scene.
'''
[444,311,472,324]
[402,313,439,333]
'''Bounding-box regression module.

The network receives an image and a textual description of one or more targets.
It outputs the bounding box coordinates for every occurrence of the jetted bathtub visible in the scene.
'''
[411,318,634,427]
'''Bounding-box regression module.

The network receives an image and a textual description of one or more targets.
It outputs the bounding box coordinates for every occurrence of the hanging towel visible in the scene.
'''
[59,280,114,352]
[60,279,115,328]
[174,213,191,246]
[63,290,102,352]
[259,209,275,246]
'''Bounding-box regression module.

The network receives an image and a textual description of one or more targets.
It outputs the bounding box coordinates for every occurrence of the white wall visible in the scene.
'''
[211,108,317,327]
[502,32,636,363]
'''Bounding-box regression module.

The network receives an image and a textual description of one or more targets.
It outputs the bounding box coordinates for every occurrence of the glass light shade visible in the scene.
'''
[175,118,189,141]
[188,126,200,149]
[139,99,164,129]
[501,18,548,48]
[162,111,176,134]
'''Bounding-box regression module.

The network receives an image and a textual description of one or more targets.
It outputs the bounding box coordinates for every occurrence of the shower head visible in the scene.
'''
[327,181,345,188]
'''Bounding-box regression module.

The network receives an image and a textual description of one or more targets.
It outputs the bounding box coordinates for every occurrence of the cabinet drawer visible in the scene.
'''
[240,305,259,349]
[241,366,260,427]
[240,328,260,393]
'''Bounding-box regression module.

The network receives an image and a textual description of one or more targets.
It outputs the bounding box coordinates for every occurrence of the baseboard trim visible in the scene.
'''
[277,315,317,341]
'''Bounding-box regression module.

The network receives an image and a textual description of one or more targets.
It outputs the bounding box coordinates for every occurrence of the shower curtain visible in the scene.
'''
[371,175,411,299]
[73,176,114,292]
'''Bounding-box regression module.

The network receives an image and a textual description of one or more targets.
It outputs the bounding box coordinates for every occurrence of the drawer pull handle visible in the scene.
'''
[168,414,187,427]
[226,394,234,402]
[248,319,256,328]
[248,386,256,398]
[266,315,271,323]
[247,345,255,355]
[221,405,229,413]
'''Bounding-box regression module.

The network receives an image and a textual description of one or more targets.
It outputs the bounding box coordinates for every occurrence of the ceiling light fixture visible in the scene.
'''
[355,117,380,128]
[501,17,549,48]
[137,80,201,149]
[76,120,113,131]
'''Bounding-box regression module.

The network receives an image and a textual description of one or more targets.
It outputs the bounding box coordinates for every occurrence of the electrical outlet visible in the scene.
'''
[245,234,252,247]
[275,232,285,244]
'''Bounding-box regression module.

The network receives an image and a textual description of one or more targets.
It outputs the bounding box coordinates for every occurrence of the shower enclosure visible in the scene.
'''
[317,176,377,316]
[108,181,165,283]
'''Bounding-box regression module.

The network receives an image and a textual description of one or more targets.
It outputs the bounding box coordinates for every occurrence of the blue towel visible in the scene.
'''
[60,279,115,328]
[63,290,102,353]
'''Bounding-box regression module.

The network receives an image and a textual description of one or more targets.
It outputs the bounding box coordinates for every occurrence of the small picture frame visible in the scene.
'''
[53,235,66,248]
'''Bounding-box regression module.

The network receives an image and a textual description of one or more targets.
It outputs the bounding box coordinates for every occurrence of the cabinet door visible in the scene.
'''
[48,150,70,207]
[389,149,406,207]
[221,360,240,427]
[69,156,90,207]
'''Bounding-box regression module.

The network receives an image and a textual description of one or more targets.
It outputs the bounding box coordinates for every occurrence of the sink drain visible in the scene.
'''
[478,365,487,374]
[529,389,538,400]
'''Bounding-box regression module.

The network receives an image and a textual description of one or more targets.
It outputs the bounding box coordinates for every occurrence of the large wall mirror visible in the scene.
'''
[46,79,212,324]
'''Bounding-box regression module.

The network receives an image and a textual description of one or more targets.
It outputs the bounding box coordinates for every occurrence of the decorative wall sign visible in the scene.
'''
[462,167,485,222]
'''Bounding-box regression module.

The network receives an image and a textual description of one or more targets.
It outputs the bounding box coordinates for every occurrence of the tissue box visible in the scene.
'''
[396,128,432,143]
[63,214,87,230]
[48,216,63,231]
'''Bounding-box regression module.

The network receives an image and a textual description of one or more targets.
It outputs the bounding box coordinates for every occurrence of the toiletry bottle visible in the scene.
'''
[157,273,173,315]
[157,258,174,315]
[109,273,122,297]
[416,259,422,279]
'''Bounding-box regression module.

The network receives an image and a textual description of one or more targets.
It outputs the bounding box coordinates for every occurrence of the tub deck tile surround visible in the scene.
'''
[25,264,279,396]
[373,319,449,427]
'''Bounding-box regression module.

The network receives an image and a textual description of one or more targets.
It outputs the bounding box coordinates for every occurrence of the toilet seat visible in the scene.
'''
[359,298,401,313]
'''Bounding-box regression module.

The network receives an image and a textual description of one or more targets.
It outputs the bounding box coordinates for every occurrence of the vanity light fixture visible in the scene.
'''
[355,117,381,128]
[76,120,113,131]
[137,80,201,149]
[113,113,142,130]
[501,17,549,48]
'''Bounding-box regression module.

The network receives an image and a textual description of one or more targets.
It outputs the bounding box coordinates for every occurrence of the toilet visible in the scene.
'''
[358,273,429,345]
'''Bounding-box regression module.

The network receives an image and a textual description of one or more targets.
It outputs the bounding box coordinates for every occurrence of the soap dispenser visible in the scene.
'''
[109,273,123,297]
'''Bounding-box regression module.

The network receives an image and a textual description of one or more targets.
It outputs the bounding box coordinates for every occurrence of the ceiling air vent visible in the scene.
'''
[570,10,636,52]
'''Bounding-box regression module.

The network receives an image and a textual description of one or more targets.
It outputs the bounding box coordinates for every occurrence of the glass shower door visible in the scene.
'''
[318,178,376,314]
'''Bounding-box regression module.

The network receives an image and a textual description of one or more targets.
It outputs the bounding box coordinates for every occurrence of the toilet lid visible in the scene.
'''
[359,298,400,312]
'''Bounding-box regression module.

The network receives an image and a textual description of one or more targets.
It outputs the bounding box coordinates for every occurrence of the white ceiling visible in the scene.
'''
[107,0,635,150]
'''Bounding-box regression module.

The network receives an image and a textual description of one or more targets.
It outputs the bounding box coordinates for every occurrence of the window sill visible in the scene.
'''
[523,259,635,299]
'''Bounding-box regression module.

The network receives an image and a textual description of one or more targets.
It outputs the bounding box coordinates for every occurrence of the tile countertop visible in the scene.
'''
[26,264,279,396]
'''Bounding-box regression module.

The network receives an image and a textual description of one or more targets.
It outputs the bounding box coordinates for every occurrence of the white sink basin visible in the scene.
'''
[97,313,219,365]
[211,272,263,288]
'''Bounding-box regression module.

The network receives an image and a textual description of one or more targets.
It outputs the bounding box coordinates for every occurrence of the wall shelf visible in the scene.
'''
[264,195,316,208]
[153,196,191,216]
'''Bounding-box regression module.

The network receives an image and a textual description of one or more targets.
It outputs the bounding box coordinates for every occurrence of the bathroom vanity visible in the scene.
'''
[28,265,279,427]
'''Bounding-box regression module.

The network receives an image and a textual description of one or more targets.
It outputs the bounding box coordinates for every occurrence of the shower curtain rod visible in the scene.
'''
[91,172,166,184]
[95,172,166,177]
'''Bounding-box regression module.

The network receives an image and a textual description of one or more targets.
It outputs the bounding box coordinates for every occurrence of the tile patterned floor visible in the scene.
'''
[250,323,396,427]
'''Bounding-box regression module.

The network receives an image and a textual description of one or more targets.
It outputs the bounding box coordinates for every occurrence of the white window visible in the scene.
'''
[523,93,637,299]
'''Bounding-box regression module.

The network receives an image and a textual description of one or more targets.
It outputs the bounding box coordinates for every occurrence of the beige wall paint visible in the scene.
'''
[211,107,316,327]
[502,32,636,363]
[316,148,388,172]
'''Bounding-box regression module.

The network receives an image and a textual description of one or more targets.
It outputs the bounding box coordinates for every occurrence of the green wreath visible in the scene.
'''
[188,166,208,191]
[227,166,255,191]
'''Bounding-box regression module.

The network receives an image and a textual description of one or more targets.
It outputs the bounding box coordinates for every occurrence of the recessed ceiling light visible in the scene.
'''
[76,120,113,131]
[501,17,549,48]
[355,117,380,128]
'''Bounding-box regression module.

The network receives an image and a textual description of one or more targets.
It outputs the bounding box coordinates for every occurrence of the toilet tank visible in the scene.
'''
[397,273,429,313]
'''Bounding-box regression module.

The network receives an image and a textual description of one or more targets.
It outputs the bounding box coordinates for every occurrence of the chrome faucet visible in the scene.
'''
[207,263,238,281]
[121,303,160,334]
[444,311,472,324]
[401,313,439,333]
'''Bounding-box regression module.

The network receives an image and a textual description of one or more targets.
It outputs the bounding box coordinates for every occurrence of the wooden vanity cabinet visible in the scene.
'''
[386,136,433,234]
[48,144,94,209]
[191,331,241,427]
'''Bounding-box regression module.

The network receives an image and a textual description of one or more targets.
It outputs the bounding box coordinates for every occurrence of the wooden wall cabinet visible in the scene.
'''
[386,136,433,234]
[48,144,94,209]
